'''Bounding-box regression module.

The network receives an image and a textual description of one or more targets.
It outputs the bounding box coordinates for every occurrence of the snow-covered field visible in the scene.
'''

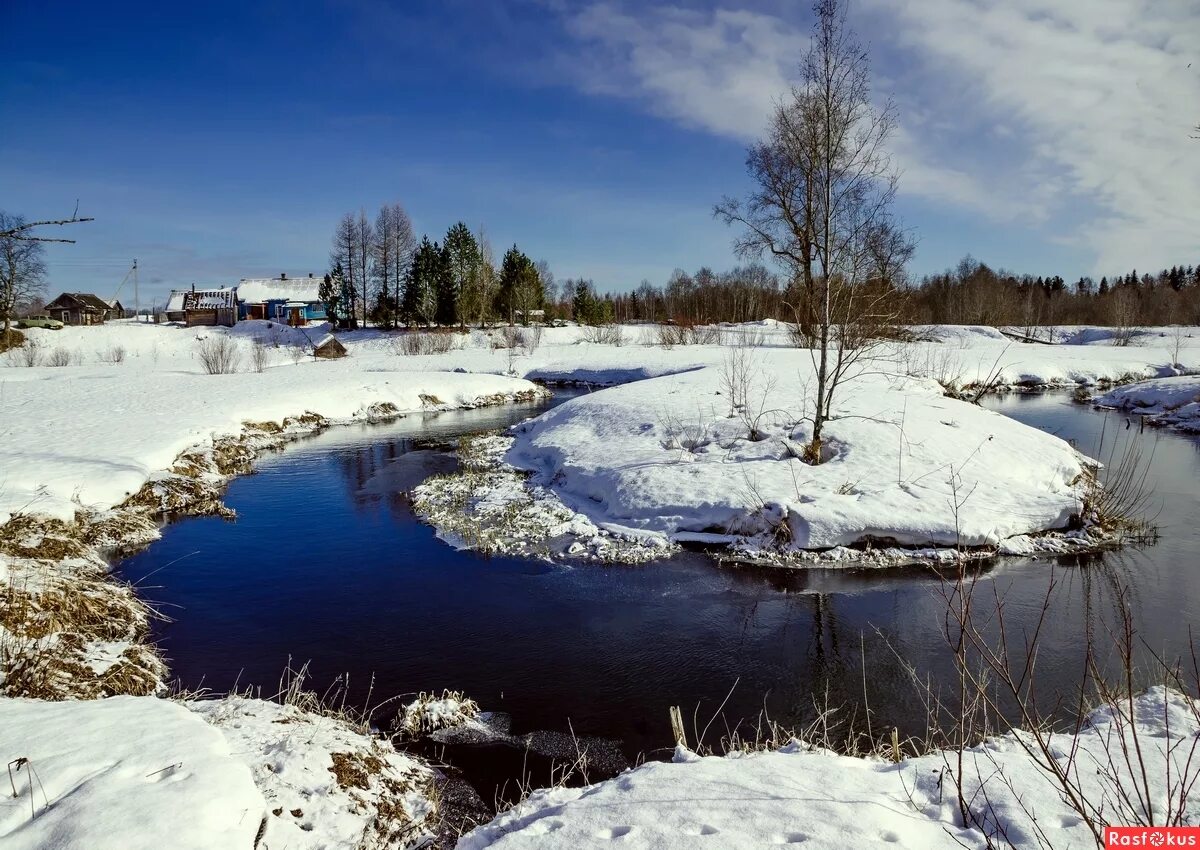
[0,320,544,525]
[3,319,1196,528]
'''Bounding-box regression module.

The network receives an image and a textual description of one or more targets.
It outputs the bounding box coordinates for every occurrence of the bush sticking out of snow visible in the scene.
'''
[398,689,481,736]
[396,331,458,355]
[579,324,626,346]
[196,335,242,374]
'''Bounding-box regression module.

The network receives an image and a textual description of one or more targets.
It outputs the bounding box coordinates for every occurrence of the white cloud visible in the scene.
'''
[869,0,1200,272]
[556,0,1200,272]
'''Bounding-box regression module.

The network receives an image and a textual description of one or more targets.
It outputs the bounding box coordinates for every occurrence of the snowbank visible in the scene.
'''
[190,696,436,848]
[0,693,438,850]
[458,688,1200,850]
[1094,375,1200,433]
[507,359,1090,552]
[0,696,263,850]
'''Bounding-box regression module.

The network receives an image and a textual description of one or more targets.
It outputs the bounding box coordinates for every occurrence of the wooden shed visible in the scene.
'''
[183,288,238,327]
[313,334,347,359]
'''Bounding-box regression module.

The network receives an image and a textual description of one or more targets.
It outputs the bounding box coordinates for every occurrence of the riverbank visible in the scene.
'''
[2,320,1198,847]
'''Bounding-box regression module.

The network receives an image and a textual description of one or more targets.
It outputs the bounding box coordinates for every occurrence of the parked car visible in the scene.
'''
[17,314,64,330]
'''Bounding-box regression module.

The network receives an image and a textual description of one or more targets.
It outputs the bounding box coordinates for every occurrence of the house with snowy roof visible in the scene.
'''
[181,287,237,327]
[236,274,326,326]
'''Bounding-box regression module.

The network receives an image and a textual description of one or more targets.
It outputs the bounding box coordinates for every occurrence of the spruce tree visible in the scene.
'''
[434,241,457,326]
[320,261,345,328]
[403,237,439,327]
[444,222,481,328]
[496,245,539,324]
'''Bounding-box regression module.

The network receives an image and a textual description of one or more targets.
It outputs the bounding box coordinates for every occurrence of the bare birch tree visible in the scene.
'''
[716,0,909,462]
[372,203,416,329]
[355,209,374,329]
[331,213,360,329]
[1,212,49,340]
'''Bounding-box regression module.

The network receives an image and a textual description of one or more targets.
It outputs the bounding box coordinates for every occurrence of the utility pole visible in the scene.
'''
[133,258,139,322]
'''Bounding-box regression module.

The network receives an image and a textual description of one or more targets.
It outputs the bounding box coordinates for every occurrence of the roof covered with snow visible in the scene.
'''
[183,289,237,309]
[237,276,322,304]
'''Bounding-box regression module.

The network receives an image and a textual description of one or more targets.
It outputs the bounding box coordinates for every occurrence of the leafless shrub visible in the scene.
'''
[721,326,768,347]
[46,346,73,367]
[500,326,523,350]
[250,341,268,373]
[656,323,721,348]
[196,336,242,374]
[658,406,715,457]
[960,343,1013,404]
[931,562,1199,849]
[396,331,457,355]
[7,336,40,367]
[581,324,625,346]
[95,345,126,364]
[719,346,784,441]
[1167,325,1188,368]
[1080,421,1159,540]
[522,324,543,353]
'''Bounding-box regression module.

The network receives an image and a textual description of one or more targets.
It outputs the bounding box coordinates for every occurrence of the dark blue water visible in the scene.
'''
[118,391,1200,769]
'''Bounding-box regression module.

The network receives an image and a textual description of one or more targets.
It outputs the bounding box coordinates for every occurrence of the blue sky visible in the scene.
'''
[2,0,1197,305]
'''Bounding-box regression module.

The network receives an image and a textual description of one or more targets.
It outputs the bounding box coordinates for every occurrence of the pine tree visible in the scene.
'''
[403,237,439,327]
[572,279,596,324]
[443,222,481,328]
[320,261,346,328]
[434,241,457,326]
[496,245,541,324]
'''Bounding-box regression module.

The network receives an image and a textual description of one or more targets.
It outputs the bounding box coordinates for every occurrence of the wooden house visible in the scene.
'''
[45,292,115,326]
[237,274,327,327]
[313,334,347,359]
[183,288,238,327]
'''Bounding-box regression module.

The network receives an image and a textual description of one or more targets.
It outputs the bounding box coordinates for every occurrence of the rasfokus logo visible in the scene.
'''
[1106,827,1200,847]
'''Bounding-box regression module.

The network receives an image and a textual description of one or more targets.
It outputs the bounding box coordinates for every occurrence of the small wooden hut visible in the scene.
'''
[313,334,347,359]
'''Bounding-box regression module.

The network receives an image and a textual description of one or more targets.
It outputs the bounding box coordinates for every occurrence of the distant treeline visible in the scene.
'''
[565,257,1200,328]
[326,203,1198,330]
[908,257,1200,328]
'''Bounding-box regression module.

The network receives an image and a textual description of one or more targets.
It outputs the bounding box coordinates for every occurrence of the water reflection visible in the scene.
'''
[118,391,1200,762]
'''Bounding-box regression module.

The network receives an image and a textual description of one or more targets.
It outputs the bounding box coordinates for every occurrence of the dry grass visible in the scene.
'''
[0,514,90,561]
[396,689,481,736]
[0,328,26,353]
[1,557,166,699]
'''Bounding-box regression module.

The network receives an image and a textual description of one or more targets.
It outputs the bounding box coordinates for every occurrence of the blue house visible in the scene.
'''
[236,274,328,326]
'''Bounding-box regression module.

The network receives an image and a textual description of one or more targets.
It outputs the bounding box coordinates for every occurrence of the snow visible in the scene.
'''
[507,361,1089,552]
[189,696,436,849]
[1094,375,1200,433]
[236,277,322,304]
[0,694,437,850]
[8,320,1190,548]
[0,321,544,524]
[0,696,263,850]
[457,687,1200,850]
